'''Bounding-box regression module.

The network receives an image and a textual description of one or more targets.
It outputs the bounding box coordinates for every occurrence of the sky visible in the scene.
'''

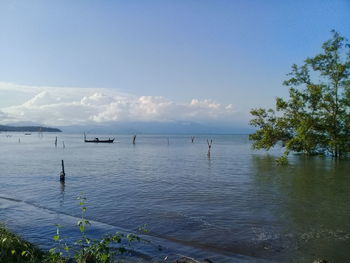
[0,0,349,130]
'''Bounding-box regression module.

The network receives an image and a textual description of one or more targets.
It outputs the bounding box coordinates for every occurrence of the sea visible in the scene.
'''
[0,133,350,262]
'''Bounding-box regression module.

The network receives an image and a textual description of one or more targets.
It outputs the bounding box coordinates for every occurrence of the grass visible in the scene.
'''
[0,224,44,263]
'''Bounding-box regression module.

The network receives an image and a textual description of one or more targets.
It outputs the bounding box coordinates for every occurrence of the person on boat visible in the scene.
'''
[95,137,99,141]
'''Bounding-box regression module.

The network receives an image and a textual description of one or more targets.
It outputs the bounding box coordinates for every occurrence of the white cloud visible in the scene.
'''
[0,82,240,126]
[0,110,10,120]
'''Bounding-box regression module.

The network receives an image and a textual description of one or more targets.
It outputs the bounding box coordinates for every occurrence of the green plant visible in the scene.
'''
[276,155,289,165]
[43,224,68,263]
[44,194,144,263]
[0,224,44,263]
[1,195,146,263]
[250,31,350,159]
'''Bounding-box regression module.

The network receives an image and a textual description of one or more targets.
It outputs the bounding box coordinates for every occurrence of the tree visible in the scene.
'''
[249,31,350,159]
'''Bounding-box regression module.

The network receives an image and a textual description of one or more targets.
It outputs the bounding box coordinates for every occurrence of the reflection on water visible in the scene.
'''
[251,155,350,262]
[59,181,65,208]
[0,134,350,262]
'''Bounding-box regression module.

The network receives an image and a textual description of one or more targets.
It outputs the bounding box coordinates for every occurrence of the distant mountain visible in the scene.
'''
[0,125,62,132]
[5,121,43,127]
[58,121,253,134]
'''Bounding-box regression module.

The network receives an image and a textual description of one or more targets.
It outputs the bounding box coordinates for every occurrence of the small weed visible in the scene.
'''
[2,194,144,263]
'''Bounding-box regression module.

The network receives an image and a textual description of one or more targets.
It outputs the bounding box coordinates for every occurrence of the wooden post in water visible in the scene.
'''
[167,136,170,145]
[191,136,195,143]
[55,136,58,147]
[60,160,65,182]
[133,134,137,145]
[207,139,212,158]
[62,141,65,149]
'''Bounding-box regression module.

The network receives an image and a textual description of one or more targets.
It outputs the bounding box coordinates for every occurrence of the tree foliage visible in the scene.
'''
[250,31,350,158]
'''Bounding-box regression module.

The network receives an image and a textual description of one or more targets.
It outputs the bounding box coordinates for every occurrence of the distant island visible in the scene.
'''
[0,125,62,132]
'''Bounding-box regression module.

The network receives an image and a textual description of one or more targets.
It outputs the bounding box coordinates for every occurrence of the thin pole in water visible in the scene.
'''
[60,160,65,182]
[207,139,212,158]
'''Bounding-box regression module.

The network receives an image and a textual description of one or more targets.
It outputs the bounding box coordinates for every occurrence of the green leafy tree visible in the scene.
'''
[250,31,350,159]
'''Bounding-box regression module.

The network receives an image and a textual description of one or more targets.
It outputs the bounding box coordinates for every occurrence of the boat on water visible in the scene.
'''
[84,138,115,143]
[84,133,114,143]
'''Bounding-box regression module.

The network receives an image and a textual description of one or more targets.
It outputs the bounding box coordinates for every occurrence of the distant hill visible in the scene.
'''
[58,121,253,134]
[0,125,62,132]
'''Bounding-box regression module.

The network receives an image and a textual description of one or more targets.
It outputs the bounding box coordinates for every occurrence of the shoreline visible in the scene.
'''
[0,224,215,263]
[0,192,270,263]
[0,224,329,263]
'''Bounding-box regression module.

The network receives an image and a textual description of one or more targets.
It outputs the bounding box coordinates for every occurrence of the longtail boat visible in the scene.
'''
[84,133,114,143]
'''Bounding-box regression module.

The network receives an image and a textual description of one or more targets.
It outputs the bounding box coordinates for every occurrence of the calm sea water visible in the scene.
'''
[0,133,350,262]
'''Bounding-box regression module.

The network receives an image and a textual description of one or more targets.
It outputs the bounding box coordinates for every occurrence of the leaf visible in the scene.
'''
[53,235,60,241]
[101,254,109,261]
[138,224,149,233]
[75,239,83,245]
[21,251,27,256]
[11,249,16,255]
[2,238,7,243]
[80,225,85,233]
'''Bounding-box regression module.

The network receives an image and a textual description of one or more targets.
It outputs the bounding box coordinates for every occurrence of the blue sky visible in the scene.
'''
[0,0,349,128]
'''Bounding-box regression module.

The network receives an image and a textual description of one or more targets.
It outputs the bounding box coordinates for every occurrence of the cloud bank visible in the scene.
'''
[0,82,244,127]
